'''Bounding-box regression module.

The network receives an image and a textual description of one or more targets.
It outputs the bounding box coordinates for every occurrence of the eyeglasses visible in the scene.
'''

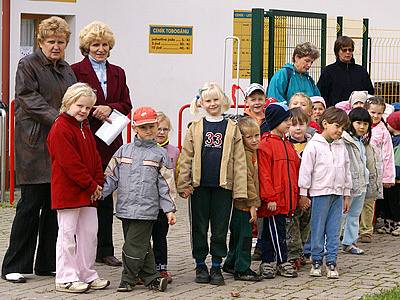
[158,128,170,133]
[341,47,354,53]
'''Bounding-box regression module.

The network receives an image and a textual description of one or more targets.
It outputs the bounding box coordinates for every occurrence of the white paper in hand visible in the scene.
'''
[95,110,130,146]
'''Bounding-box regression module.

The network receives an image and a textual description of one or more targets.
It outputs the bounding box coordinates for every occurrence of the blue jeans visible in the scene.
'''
[342,192,366,246]
[310,195,343,265]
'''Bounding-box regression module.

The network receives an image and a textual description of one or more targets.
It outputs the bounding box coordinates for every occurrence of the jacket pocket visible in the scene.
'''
[28,121,41,146]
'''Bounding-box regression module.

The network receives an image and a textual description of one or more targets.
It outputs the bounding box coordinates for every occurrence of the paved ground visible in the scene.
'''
[0,197,399,300]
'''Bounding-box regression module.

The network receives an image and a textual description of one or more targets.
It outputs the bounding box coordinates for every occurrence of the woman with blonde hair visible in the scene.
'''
[72,21,132,267]
[2,16,76,283]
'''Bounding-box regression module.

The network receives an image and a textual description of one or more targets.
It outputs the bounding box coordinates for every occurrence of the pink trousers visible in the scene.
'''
[56,207,99,283]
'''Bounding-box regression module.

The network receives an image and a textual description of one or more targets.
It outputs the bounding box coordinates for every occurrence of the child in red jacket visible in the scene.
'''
[47,83,109,294]
[258,103,300,279]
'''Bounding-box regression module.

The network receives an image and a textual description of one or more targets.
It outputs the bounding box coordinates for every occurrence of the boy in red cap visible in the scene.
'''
[103,106,177,293]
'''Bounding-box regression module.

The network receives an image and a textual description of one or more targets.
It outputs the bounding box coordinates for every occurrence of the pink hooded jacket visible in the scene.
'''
[298,133,352,197]
[370,121,395,184]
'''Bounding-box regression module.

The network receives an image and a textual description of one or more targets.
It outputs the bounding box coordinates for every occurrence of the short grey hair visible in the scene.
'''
[292,42,320,62]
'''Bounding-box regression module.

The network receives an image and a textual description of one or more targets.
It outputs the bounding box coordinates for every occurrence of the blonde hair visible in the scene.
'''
[79,21,115,56]
[157,111,172,130]
[60,83,97,113]
[289,92,313,110]
[37,16,71,45]
[238,117,260,136]
[189,82,231,115]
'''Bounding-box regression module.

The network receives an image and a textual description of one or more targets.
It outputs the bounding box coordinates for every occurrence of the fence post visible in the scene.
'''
[321,15,327,68]
[336,16,343,38]
[250,8,264,84]
[0,108,6,203]
[267,11,275,83]
[362,18,369,69]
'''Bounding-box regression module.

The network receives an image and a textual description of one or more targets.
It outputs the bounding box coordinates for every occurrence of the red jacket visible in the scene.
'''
[257,132,300,217]
[71,57,132,166]
[47,113,104,209]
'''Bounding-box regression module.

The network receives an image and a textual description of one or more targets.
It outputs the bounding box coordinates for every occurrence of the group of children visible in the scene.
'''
[45,78,400,294]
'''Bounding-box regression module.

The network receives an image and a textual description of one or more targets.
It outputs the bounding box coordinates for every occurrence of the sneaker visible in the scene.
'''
[342,244,365,255]
[259,262,276,279]
[310,262,322,277]
[222,264,235,275]
[376,219,394,234]
[117,281,134,292]
[326,264,339,279]
[209,267,225,286]
[277,262,298,278]
[195,265,210,283]
[392,224,400,237]
[159,271,173,283]
[55,281,90,293]
[359,234,372,243]
[89,278,110,290]
[252,247,262,261]
[147,277,168,292]
[233,269,262,282]
[3,273,26,283]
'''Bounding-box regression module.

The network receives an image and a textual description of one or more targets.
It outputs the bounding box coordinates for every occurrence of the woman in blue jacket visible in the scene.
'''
[267,42,321,104]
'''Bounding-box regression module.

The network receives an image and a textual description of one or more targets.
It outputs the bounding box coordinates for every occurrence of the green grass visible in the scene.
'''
[361,286,400,300]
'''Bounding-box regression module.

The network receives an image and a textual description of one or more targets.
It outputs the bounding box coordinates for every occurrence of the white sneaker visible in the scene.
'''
[4,273,26,283]
[55,281,90,293]
[392,225,400,237]
[326,264,339,279]
[90,278,110,290]
[310,263,322,277]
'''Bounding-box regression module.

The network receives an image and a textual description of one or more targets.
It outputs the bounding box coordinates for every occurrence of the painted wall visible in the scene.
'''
[8,0,400,144]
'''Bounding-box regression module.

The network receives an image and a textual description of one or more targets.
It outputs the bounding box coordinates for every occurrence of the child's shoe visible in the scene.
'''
[359,234,372,243]
[252,247,262,261]
[326,264,339,279]
[222,264,235,275]
[376,219,394,234]
[147,277,168,292]
[195,265,210,283]
[259,262,276,279]
[310,261,322,277]
[159,271,173,283]
[391,223,400,236]
[233,269,262,282]
[117,281,134,292]
[89,278,110,290]
[342,244,364,255]
[209,267,225,285]
[277,262,298,278]
[289,258,301,271]
[55,281,90,293]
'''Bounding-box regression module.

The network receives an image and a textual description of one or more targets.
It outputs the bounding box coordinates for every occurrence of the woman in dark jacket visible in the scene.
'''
[317,36,374,107]
[2,16,76,283]
[71,21,132,267]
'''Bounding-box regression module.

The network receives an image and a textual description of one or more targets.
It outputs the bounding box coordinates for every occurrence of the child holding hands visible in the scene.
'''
[178,82,247,286]
[47,83,109,293]
[103,106,177,293]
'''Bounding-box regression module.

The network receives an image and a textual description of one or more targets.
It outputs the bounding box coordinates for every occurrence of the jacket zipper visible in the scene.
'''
[80,123,86,139]
[282,138,293,216]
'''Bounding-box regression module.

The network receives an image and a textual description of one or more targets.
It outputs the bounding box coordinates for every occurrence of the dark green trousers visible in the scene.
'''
[121,219,159,285]
[286,207,311,261]
[224,208,252,273]
[190,186,232,262]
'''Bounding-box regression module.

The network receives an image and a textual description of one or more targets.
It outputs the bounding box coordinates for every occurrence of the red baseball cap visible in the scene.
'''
[133,106,158,126]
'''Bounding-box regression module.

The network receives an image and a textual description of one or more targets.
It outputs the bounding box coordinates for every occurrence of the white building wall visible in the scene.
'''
[8,0,400,144]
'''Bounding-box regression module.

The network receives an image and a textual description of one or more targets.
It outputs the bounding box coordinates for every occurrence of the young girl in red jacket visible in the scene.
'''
[257,103,300,279]
[47,83,109,293]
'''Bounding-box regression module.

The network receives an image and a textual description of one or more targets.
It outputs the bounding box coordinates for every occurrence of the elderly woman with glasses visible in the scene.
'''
[317,36,374,107]
[267,42,321,104]
[71,21,132,267]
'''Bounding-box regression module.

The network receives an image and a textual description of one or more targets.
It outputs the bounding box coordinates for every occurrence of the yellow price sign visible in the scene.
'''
[149,25,193,54]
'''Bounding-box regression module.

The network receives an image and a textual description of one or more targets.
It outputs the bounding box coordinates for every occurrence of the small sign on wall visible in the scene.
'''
[149,25,193,54]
